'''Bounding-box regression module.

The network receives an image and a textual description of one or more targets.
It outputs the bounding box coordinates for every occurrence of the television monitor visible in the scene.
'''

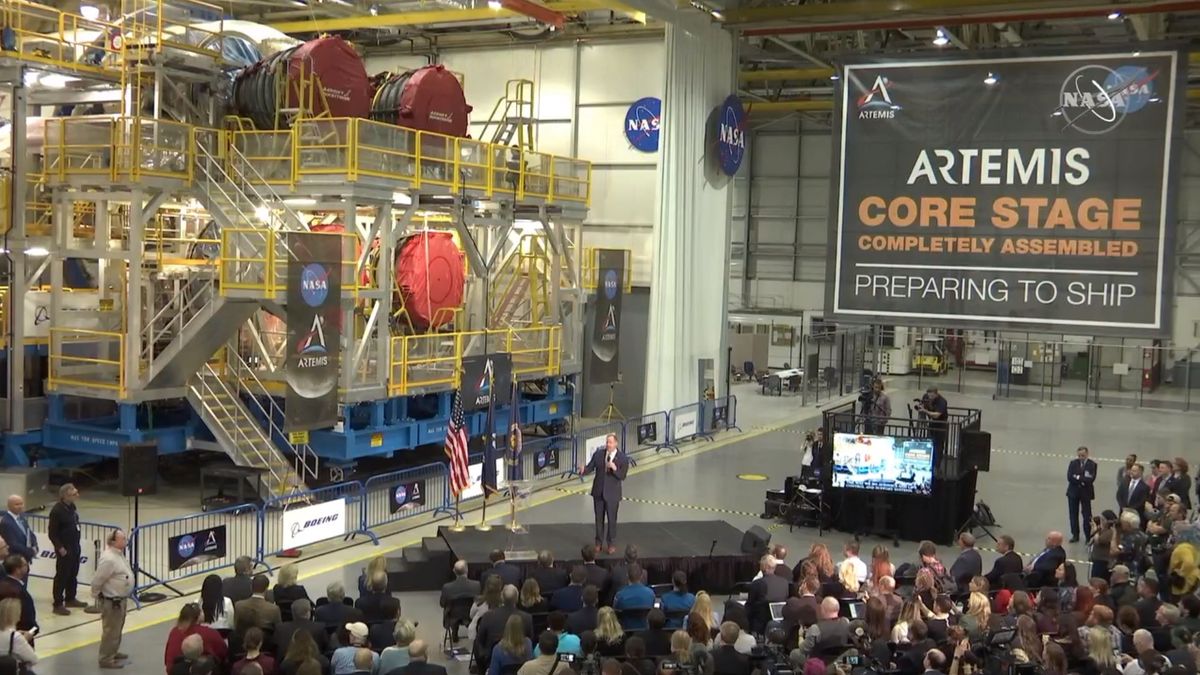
[830,432,934,496]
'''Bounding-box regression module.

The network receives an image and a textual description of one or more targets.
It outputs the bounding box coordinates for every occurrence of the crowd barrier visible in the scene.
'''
[25,513,115,583]
[114,395,738,597]
[128,502,263,599]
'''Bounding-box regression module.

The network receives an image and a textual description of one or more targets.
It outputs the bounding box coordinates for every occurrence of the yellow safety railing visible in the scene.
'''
[230,129,294,187]
[219,227,361,298]
[124,0,225,61]
[388,326,562,396]
[120,116,194,181]
[48,328,125,397]
[1,0,123,77]
[43,116,194,184]
[581,247,633,292]
[0,288,7,347]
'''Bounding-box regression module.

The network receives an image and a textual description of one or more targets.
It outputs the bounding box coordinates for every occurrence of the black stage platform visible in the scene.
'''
[439,521,756,594]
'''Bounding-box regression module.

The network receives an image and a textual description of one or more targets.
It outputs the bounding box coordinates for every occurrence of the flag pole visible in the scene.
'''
[508,377,522,533]
[477,367,496,532]
[449,493,465,532]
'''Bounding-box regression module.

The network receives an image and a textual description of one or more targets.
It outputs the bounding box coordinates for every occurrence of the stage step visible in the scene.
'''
[384,542,455,593]
[422,536,454,570]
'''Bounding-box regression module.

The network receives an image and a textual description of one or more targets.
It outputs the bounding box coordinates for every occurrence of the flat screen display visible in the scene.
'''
[831,433,934,496]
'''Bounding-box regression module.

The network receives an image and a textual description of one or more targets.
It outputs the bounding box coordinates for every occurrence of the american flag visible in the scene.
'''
[445,390,470,497]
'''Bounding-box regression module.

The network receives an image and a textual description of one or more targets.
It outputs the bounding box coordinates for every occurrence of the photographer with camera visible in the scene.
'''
[862,379,891,435]
[913,387,949,457]
[801,429,826,469]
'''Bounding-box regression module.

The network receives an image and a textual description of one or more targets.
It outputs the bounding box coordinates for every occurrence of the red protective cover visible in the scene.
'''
[398,65,473,137]
[396,231,465,329]
[288,37,371,119]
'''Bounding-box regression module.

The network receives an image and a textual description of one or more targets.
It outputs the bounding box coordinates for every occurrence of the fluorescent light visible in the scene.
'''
[284,198,316,206]
[1149,96,1161,103]
[25,246,49,257]
[1108,11,1122,19]
[710,10,723,20]
[1051,110,1063,117]
[392,192,413,205]
[932,28,949,47]
[80,4,100,20]
[255,205,270,222]
[487,0,502,9]
[21,71,38,87]
[829,73,840,81]
[40,74,79,89]
[983,72,997,86]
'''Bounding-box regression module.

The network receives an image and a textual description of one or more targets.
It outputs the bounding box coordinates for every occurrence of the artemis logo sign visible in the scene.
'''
[282,498,347,549]
[858,75,899,119]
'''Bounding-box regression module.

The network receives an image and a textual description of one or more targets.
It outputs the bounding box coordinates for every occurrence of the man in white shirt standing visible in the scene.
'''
[843,540,867,584]
[91,529,134,669]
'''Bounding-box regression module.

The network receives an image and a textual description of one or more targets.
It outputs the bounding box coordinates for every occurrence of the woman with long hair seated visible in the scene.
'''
[280,630,330,675]
[1076,625,1123,675]
[1037,588,1062,635]
[469,576,504,643]
[806,543,836,582]
[913,568,937,610]
[488,615,533,675]
[891,598,922,644]
[1043,640,1068,675]
[835,560,861,600]
[273,563,312,623]
[164,602,227,671]
[1011,615,1044,666]
[863,597,893,664]
[594,607,626,656]
[869,545,895,590]
[690,592,717,635]
[199,574,235,632]
[960,592,992,640]
[0,598,34,672]
[686,611,712,649]
[519,578,549,615]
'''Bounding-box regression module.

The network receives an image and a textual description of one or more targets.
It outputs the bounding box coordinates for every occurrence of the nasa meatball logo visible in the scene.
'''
[857,75,900,119]
[603,270,619,300]
[716,95,747,176]
[624,97,662,153]
[177,535,195,559]
[300,264,330,307]
[394,484,407,505]
[1056,64,1159,135]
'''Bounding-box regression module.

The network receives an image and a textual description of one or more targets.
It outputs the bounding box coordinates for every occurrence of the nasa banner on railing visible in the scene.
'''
[827,49,1184,336]
[286,232,342,430]
[168,525,228,572]
[533,447,559,475]
[589,250,625,384]
[461,353,513,411]
[389,480,426,513]
[282,498,346,549]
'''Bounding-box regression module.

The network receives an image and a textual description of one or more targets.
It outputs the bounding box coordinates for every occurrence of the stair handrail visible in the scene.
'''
[222,141,308,233]
[224,346,320,486]
[191,362,296,496]
[140,264,219,366]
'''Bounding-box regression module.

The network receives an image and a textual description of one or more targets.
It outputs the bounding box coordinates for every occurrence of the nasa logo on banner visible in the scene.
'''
[534,448,559,475]
[389,480,426,513]
[285,233,342,431]
[637,422,658,445]
[167,525,228,572]
[714,95,747,176]
[624,97,662,152]
[589,250,625,385]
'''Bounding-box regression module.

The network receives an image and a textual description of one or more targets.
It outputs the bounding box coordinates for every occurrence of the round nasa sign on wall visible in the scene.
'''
[624,97,662,152]
[715,95,746,176]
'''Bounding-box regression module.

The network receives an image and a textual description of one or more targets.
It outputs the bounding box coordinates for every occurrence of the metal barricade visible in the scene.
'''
[666,402,706,449]
[515,433,573,482]
[701,395,741,435]
[573,420,626,475]
[127,502,263,597]
[624,410,671,455]
[25,514,115,583]
[260,482,376,559]
[363,462,454,529]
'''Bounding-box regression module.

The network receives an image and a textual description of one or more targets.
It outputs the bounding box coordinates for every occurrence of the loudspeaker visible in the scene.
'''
[741,525,771,557]
[960,429,992,472]
[119,442,159,496]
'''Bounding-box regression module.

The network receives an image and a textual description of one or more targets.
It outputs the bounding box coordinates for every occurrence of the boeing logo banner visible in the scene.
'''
[286,232,343,430]
[462,352,513,411]
[827,49,1185,336]
[589,249,625,384]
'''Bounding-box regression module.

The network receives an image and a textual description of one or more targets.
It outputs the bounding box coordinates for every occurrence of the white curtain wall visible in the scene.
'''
[643,21,735,414]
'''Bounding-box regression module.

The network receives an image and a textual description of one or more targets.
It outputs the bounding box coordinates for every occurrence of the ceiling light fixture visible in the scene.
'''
[1108,11,1122,20]
[932,27,950,47]
[829,73,840,81]
[984,72,997,85]
[25,246,49,257]
[80,4,100,20]
[487,0,502,9]
[40,74,79,89]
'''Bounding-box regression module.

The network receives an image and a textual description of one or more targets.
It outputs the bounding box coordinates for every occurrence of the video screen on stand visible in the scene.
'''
[831,433,934,496]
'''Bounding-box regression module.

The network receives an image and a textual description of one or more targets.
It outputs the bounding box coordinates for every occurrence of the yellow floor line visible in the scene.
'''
[39,414,807,659]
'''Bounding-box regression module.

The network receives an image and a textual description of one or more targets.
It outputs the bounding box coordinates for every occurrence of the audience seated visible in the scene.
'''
[949,533,982,593]
[315,582,364,628]
[581,545,611,592]
[280,629,330,675]
[481,549,524,589]
[368,602,405,651]
[476,584,534,667]
[330,622,376,675]
[519,578,550,615]
[613,563,655,630]
[636,609,672,657]
[441,560,481,639]
[378,619,417,675]
[231,627,276,675]
[623,636,657,675]
[529,551,568,596]
[519,632,574,675]
[551,567,587,614]
[659,571,695,629]
[1026,532,1068,589]
[748,555,789,633]
[165,603,228,670]
[169,634,206,675]
[534,611,582,657]
[712,622,751,675]
[471,576,505,643]
[200,574,236,631]
[356,571,401,624]
[0,598,34,672]
[274,564,313,623]
[797,597,849,660]
[984,535,1023,588]
[386,639,446,675]
[275,599,329,658]
[235,574,282,636]
[565,586,600,636]
[488,614,533,675]
[347,648,375,675]
[608,545,640,601]
[358,557,388,599]
[594,607,626,656]
[224,557,259,605]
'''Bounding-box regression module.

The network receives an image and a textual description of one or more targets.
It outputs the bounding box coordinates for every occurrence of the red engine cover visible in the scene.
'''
[398,65,473,137]
[396,231,465,330]
[287,37,371,119]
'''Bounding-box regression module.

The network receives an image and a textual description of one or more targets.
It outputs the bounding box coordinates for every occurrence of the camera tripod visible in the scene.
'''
[957,500,999,543]
[600,382,624,422]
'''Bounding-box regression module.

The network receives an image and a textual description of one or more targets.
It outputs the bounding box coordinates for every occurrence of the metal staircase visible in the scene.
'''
[480,79,536,152]
[489,234,549,327]
[188,349,317,500]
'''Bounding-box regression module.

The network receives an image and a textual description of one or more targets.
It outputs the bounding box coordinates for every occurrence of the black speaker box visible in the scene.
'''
[960,429,992,472]
[741,525,771,557]
[119,442,160,496]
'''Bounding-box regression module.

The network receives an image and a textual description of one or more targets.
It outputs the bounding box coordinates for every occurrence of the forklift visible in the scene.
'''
[912,334,949,375]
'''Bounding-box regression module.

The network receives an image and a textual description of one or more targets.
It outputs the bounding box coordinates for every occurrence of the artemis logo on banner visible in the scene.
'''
[286,232,341,430]
[590,250,624,384]
[857,75,900,119]
[1055,64,1158,135]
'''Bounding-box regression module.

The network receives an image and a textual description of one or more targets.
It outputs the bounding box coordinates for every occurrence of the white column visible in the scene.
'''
[644,21,734,413]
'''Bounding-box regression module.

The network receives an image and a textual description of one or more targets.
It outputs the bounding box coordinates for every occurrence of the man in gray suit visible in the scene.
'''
[441,560,481,640]
[948,532,982,592]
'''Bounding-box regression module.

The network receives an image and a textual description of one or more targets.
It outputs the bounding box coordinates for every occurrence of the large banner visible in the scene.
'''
[590,250,625,383]
[462,353,513,411]
[828,50,1184,336]
[282,498,346,549]
[168,525,228,572]
[286,232,342,430]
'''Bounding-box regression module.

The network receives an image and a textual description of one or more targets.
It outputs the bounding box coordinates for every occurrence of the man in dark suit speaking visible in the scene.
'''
[1067,446,1099,543]
[579,433,630,554]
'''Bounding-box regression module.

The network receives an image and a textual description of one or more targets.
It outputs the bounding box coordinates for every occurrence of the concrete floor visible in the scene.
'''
[31,384,1198,674]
